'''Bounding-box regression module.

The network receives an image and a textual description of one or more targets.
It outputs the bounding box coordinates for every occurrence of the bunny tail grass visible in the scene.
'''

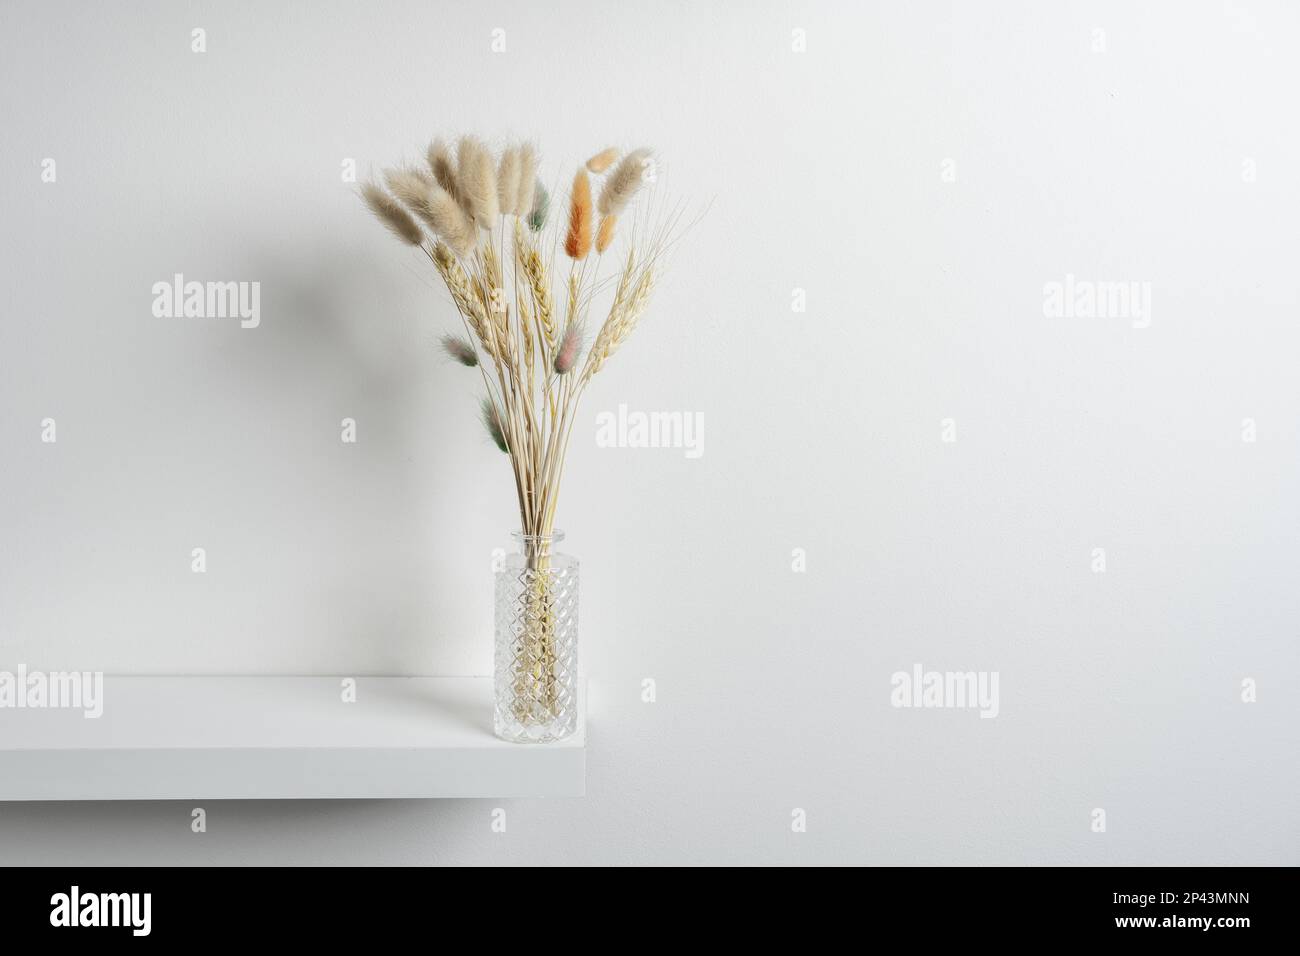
[564,169,593,260]
[427,139,463,205]
[497,147,521,216]
[383,167,433,209]
[586,147,619,173]
[362,182,424,245]
[527,181,549,231]
[553,321,584,375]
[386,169,475,256]
[426,188,477,256]
[481,397,509,453]
[598,147,653,217]
[596,214,617,253]
[440,334,478,367]
[457,136,499,227]
[516,144,537,219]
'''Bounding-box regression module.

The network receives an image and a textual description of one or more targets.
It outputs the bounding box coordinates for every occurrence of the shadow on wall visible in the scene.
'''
[182,237,473,673]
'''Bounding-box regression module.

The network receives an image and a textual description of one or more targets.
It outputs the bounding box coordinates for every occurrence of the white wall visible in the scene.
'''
[1,0,1296,865]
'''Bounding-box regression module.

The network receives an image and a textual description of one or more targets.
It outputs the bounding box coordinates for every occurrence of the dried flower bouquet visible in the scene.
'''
[362,137,674,739]
[363,138,668,544]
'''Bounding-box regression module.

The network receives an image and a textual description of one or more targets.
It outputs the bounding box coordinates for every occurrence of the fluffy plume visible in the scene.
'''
[427,139,462,204]
[598,147,653,216]
[384,167,433,208]
[362,182,424,245]
[516,144,537,219]
[440,334,478,367]
[481,397,509,453]
[553,322,584,374]
[596,214,617,253]
[564,169,593,259]
[497,147,521,216]
[425,188,477,256]
[388,165,434,193]
[527,181,549,231]
[457,136,498,227]
[386,168,475,256]
[586,147,619,173]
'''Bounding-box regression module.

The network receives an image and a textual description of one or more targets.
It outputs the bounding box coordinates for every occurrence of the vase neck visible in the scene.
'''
[512,530,564,562]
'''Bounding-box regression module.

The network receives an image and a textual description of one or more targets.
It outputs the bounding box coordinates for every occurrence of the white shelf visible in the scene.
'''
[0,676,585,800]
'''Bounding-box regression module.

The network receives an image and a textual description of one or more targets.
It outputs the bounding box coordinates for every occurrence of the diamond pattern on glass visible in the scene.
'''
[494,562,578,743]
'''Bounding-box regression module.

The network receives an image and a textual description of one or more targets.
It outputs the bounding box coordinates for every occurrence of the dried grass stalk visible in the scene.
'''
[432,242,493,356]
[584,264,655,381]
[515,223,557,348]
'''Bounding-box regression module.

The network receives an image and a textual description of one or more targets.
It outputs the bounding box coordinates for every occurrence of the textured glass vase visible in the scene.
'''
[494,531,579,743]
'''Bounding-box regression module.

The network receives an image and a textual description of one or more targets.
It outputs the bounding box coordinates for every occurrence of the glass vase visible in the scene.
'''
[494,531,579,743]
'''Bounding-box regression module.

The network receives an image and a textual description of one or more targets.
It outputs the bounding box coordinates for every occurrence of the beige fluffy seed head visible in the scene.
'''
[427,139,461,203]
[515,143,537,219]
[586,147,619,173]
[598,147,653,216]
[596,215,617,253]
[362,182,424,245]
[457,136,499,227]
[383,167,433,210]
[385,168,475,256]
[497,147,521,216]
[425,188,477,256]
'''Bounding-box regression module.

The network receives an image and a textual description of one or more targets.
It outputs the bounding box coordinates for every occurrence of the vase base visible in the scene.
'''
[493,723,577,743]
[493,717,578,745]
